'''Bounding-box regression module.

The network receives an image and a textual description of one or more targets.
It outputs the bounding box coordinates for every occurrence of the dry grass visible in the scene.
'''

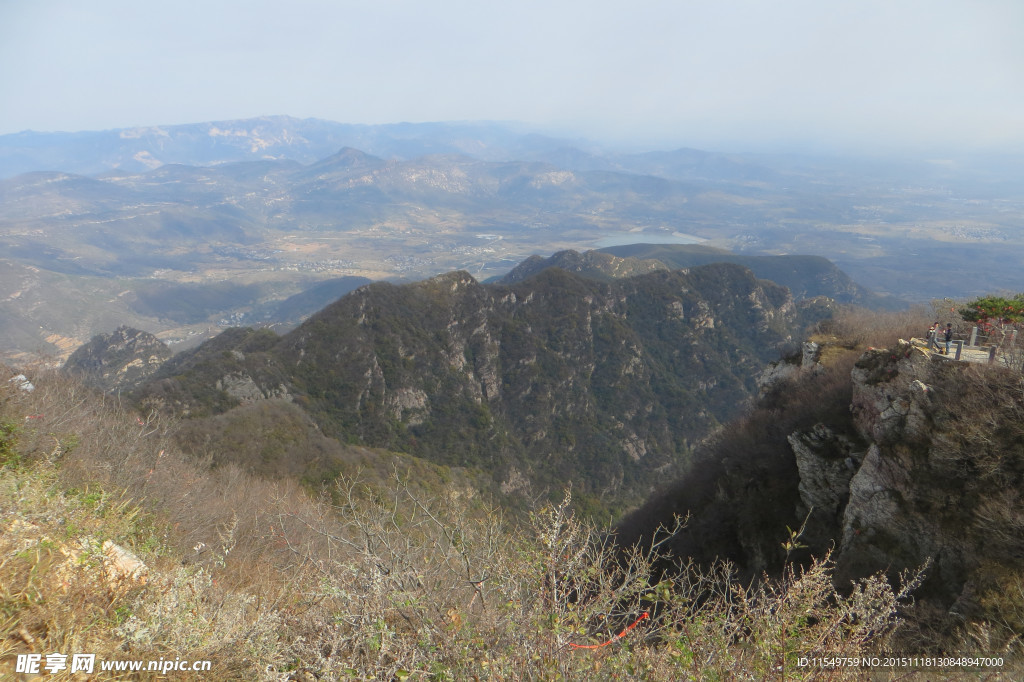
[2,366,1021,680]
[811,304,934,354]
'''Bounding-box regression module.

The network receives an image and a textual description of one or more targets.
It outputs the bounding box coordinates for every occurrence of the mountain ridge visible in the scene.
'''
[0,117,582,178]
[134,262,821,514]
[598,243,901,308]
[8,116,1024,365]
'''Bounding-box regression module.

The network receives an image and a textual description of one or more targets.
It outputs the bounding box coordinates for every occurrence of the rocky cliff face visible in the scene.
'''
[282,265,800,507]
[63,326,171,392]
[790,341,1024,622]
[136,327,292,417]
[618,338,1024,634]
[137,263,808,512]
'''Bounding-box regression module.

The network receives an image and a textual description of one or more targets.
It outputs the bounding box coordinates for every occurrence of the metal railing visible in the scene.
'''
[921,326,1011,363]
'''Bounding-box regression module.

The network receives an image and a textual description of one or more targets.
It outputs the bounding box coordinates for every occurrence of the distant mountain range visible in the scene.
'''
[0,117,561,178]
[5,116,1024,364]
[0,116,780,181]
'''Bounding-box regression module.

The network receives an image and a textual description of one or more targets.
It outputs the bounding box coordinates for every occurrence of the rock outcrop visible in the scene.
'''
[757,340,822,395]
[795,341,1024,622]
[619,336,1024,636]
[63,326,172,393]
[789,423,859,521]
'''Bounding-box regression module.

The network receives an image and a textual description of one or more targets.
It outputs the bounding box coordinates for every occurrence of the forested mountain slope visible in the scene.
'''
[136,263,824,513]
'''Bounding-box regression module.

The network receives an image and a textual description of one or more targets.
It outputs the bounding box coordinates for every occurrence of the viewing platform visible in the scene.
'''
[910,326,1018,365]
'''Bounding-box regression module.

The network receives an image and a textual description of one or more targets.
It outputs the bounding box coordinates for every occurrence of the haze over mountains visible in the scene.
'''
[3,116,1024,364]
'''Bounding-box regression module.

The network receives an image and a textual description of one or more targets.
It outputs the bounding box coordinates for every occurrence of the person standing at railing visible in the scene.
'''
[927,322,941,352]
[943,323,954,355]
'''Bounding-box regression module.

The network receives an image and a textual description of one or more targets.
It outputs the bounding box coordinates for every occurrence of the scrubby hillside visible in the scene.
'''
[3,367,978,680]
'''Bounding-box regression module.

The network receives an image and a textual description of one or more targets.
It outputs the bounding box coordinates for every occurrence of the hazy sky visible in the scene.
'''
[2,0,1022,154]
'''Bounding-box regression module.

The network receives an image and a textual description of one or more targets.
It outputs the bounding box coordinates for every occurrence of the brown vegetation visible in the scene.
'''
[3,303,1022,678]
[0,362,985,680]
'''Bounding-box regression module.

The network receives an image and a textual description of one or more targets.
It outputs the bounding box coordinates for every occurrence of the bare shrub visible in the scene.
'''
[272,479,930,680]
[4,367,1020,679]
[817,304,933,350]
